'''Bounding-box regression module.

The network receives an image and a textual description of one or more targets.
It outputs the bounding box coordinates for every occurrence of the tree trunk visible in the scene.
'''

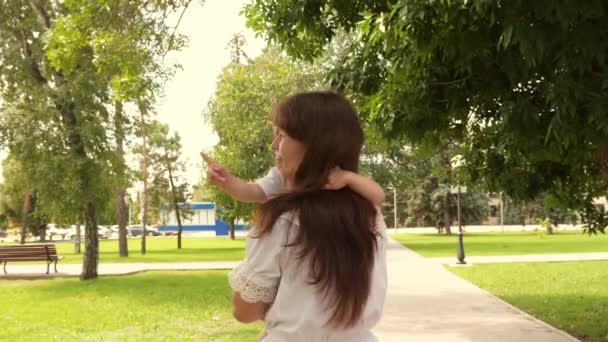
[23,14,99,277]
[139,105,148,255]
[74,216,81,254]
[56,97,99,280]
[38,223,46,242]
[117,189,128,257]
[81,201,99,280]
[165,147,183,249]
[19,180,31,244]
[229,217,235,240]
[443,194,452,235]
[114,101,128,257]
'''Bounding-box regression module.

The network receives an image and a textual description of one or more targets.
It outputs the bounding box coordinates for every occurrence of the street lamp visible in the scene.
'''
[450,185,467,264]
[388,184,397,229]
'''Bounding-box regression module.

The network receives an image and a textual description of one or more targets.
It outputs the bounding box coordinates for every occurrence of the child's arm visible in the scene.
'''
[325,167,385,206]
[202,152,267,204]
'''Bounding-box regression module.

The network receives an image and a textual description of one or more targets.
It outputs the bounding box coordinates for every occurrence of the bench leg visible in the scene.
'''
[54,260,58,273]
[46,261,50,274]
[3,261,6,274]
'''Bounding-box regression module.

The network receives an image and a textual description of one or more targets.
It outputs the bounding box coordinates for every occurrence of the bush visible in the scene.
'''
[405,217,417,228]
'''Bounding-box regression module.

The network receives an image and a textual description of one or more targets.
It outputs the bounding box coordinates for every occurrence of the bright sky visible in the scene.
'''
[154,0,265,185]
[0,0,265,185]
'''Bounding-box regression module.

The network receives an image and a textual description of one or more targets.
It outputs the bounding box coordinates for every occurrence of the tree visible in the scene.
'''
[138,105,150,255]
[137,119,190,248]
[203,46,322,239]
[243,0,608,233]
[0,0,195,279]
[0,156,42,241]
[113,102,129,257]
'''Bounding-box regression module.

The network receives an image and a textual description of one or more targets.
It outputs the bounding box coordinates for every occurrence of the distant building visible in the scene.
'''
[157,202,248,236]
[593,197,607,212]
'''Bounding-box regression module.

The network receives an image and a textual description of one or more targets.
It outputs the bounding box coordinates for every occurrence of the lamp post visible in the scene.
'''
[388,184,397,229]
[393,186,397,230]
[450,185,467,264]
[500,192,504,233]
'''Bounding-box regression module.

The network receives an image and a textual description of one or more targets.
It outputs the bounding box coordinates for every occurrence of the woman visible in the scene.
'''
[228,91,387,341]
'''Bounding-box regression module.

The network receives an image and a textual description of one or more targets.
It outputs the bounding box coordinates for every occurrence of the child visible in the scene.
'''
[201,152,385,206]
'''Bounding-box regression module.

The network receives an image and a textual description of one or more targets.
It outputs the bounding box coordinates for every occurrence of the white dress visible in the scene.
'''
[228,168,387,342]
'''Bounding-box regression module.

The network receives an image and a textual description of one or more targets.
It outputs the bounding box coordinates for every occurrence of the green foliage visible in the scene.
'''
[0,0,195,277]
[243,0,608,233]
[133,120,190,224]
[0,0,192,223]
[203,46,322,225]
[362,136,488,231]
[0,155,48,234]
[406,178,489,231]
[0,157,25,224]
[535,217,553,236]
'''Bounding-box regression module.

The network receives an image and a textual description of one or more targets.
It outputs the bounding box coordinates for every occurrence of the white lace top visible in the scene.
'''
[228,168,387,342]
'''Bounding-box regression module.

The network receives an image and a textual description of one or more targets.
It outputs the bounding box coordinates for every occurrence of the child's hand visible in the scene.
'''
[324,166,351,190]
[201,151,231,187]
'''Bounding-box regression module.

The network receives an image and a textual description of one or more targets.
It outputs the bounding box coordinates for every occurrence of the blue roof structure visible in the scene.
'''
[160,202,215,210]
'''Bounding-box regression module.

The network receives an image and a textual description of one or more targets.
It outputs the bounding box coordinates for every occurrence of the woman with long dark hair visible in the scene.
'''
[228,91,387,341]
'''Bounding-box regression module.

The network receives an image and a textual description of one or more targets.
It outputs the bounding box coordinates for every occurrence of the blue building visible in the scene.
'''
[157,202,249,236]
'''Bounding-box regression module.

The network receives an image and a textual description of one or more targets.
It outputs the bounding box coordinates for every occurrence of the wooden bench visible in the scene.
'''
[0,244,63,274]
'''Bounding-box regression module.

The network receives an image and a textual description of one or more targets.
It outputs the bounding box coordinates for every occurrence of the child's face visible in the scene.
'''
[271,127,306,185]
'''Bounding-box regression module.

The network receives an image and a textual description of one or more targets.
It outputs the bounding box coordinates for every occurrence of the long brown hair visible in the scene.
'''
[255,91,380,328]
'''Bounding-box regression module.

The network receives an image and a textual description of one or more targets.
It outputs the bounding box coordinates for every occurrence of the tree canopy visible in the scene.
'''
[244,0,608,232]
[0,0,195,278]
[203,46,321,237]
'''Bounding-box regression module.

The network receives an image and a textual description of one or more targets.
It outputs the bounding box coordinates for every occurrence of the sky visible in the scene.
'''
[0,0,266,185]
[154,0,265,184]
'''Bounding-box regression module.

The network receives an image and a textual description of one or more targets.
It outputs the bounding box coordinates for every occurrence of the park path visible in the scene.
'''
[372,240,580,342]
[1,240,582,341]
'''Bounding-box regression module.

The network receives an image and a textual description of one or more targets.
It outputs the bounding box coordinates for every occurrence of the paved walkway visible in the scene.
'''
[0,261,239,278]
[430,252,608,265]
[0,240,581,341]
[371,240,579,342]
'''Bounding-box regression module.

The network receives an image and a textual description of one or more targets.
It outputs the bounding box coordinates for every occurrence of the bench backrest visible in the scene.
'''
[0,244,59,260]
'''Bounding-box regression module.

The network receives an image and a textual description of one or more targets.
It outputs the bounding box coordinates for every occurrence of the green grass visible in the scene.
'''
[0,270,260,341]
[393,231,608,257]
[1,237,246,264]
[450,261,608,342]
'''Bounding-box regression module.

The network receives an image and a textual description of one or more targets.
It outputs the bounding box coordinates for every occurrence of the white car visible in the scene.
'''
[128,225,161,237]
[66,225,110,240]
[45,224,68,240]
[109,225,132,239]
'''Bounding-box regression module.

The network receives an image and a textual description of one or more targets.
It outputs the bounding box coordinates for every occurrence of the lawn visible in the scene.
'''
[1,237,246,264]
[0,270,260,341]
[450,261,608,342]
[393,231,608,257]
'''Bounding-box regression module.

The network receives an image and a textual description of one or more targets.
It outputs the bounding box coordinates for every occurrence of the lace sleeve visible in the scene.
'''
[228,217,288,304]
[228,259,279,303]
